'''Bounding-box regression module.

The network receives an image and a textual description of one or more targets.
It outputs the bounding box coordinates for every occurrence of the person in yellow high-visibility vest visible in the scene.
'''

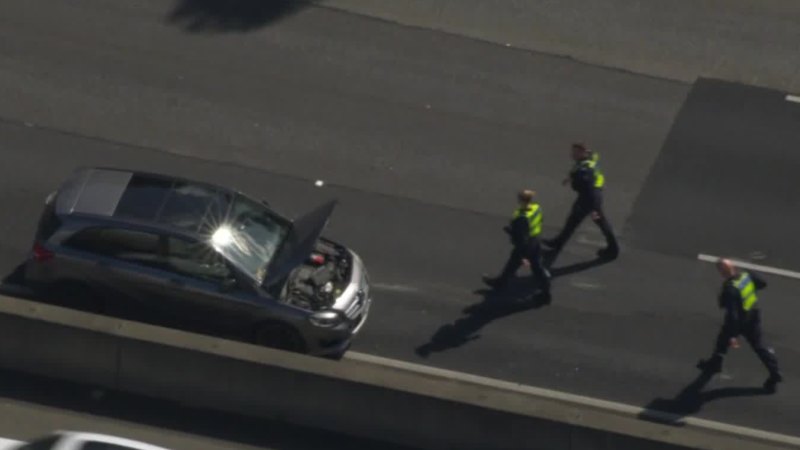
[483,190,551,299]
[697,258,783,392]
[543,143,619,262]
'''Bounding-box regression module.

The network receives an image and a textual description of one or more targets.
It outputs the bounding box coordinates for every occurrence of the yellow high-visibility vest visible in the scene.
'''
[573,152,605,188]
[733,272,758,311]
[513,204,542,237]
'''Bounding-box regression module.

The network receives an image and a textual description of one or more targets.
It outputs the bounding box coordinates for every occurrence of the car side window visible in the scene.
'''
[164,236,232,283]
[65,227,162,269]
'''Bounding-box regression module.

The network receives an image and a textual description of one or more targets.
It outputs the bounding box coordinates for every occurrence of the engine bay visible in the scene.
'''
[281,238,352,311]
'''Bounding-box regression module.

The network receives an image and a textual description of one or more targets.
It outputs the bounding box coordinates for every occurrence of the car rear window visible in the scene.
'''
[113,175,173,221]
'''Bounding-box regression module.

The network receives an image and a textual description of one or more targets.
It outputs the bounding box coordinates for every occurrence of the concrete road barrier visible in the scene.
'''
[0,295,797,450]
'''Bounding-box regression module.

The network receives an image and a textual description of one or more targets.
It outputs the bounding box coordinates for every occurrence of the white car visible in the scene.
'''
[0,431,169,450]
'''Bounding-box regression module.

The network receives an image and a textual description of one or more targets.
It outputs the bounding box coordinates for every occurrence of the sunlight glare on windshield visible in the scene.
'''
[211,225,235,248]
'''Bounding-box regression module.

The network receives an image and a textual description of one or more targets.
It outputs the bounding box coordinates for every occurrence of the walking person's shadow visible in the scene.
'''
[638,367,772,425]
[415,277,550,358]
[544,249,614,279]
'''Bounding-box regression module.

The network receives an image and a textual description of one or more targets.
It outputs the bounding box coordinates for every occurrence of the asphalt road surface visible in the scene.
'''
[0,0,798,438]
[318,0,800,91]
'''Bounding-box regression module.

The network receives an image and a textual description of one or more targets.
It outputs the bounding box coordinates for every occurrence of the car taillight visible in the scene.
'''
[32,243,55,262]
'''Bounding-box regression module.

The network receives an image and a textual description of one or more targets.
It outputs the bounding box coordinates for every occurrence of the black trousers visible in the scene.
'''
[498,239,551,291]
[712,310,780,375]
[551,197,618,251]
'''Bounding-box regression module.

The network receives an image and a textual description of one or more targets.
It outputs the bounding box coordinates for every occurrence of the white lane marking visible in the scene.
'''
[570,280,604,290]
[371,283,419,293]
[786,94,800,103]
[697,253,800,280]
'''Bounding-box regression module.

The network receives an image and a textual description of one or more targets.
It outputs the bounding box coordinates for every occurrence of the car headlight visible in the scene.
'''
[309,310,345,328]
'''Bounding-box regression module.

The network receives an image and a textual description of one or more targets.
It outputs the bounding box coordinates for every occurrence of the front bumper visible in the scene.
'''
[333,250,372,332]
[308,251,372,357]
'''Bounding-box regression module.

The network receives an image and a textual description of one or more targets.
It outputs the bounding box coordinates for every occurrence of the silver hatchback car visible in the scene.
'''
[24,167,372,357]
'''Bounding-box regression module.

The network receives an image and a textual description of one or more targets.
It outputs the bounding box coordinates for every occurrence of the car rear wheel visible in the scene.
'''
[253,322,306,353]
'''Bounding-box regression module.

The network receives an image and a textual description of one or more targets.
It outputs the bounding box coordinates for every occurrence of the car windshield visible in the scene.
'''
[210,194,289,283]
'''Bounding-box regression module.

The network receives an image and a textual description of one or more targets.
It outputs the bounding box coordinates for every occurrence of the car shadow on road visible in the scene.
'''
[166,0,311,33]
[0,264,32,297]
[415,278,549,358]
[638,368,772,426]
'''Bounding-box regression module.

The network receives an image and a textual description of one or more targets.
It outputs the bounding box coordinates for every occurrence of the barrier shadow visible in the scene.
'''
[0,268,413,447]
[166,0,311,33]
[0,368,415,449]
[415,278,549,358]
[639,368,771,426]
[0,263,25,286]
[0,263,37,299]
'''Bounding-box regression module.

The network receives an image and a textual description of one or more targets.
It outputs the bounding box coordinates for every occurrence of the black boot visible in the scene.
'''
[764,372,784,392]
[539,275,552,301]
[482,275,506,290]
[597,246,619,260]
[539,289,552,305]
[696,355,723,374]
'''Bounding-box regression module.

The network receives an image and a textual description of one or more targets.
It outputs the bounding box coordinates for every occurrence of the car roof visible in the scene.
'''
[55,167,241,237]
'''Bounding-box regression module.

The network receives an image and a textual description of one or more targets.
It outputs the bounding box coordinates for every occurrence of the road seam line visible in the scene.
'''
[697,253,800,280]
[576,236,605,247]
[371,283,419,293]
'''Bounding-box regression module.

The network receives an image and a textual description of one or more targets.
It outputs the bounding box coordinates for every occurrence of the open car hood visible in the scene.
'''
[262,200,337,287]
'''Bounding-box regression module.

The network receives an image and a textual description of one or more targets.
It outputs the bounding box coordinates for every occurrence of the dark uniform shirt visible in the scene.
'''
[506,214,532,249]
[570,157,602,209]
[719,271,767,335]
